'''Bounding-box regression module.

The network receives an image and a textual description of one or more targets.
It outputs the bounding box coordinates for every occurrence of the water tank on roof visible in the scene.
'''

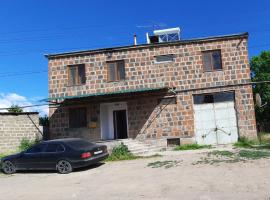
[147,27,180,44]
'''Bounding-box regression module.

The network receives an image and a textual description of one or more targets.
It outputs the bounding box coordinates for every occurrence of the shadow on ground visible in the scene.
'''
[1,162,105,175]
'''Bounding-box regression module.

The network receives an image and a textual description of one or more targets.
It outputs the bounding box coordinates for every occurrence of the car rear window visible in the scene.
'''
[65,140,94,150]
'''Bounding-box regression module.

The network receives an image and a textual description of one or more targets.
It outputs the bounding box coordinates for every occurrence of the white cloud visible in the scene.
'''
[0,93,48,116]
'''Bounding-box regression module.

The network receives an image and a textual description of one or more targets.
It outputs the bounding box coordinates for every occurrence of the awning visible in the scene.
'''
[44,87,171,102]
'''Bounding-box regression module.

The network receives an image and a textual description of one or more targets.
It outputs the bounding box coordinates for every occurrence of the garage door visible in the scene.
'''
[193,92,238,145]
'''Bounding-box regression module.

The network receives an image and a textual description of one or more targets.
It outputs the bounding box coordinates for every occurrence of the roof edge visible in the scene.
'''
[0,112,39,115]
[45,32,248,59]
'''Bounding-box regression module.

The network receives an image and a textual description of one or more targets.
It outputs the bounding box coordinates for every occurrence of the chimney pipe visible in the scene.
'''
[133,34,137,45]
[146,32,150,44]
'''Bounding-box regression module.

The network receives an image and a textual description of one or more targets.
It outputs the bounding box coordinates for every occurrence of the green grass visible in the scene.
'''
[234,136,270,150]
[174,143,211,151]
[105,143,139,161]
[234,137,257,148]
[238,150,270,160]
[194,149,270,165]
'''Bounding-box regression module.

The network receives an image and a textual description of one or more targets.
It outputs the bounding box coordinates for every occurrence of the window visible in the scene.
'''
[159,33,179,42]
[107,60,125,82]
[69,107,87,128]
[68,64,86,86]
[202,50,222,72]
[26,144,47,153]
[193,92,234,104]
[155,55,174,63]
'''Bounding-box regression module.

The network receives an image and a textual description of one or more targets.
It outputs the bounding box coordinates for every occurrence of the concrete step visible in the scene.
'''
[121,139,164,156]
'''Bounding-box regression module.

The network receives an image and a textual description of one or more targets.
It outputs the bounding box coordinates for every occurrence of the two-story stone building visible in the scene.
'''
[46,29,257,147]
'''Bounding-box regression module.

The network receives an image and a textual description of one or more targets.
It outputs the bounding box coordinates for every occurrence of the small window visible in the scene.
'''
[68,64,86,86]
[69,107,87,128]
[202,50,222,72]
[155,55,174,63]
[194,92,234,104]
[107,60,125,82]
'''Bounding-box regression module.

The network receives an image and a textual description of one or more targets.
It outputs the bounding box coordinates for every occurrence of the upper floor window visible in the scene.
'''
[155,55,174,63]
[68,64,86,86]
[107,60,125,82]
[202,50,222,72]
[69,107,87,128]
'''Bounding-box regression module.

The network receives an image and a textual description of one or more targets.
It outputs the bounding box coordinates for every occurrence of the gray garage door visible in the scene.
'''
[193,92,238,145]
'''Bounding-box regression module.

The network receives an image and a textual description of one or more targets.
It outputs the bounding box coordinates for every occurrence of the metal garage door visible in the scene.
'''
[193,92,238,145]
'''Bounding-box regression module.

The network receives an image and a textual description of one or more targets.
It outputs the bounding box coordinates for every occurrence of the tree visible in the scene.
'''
[39,115,49,126]
[250,51,270,127]
[7,105,23,113]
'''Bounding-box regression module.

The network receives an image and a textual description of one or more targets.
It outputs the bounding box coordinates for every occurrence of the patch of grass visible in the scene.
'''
[234,137,257,148]
[105,143,138,161]
[147,160,181,169]
[194,148,270,165]
[238,150,270,160]
[234,136,270,150]
[174,143,211,151]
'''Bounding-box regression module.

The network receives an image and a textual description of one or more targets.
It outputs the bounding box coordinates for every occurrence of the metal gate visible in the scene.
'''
[193,92,238,145]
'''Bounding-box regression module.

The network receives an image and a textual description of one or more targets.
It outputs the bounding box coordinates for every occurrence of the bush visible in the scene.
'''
[19,138,38,151]
[106,143,138,161]
[174,143,211,151]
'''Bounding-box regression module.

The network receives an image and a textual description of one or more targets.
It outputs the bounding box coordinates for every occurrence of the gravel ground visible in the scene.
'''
[1,148,270,200]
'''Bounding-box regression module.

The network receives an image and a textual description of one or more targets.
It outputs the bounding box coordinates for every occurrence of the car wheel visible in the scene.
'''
[2,160,16,174]
[56,160,72,174]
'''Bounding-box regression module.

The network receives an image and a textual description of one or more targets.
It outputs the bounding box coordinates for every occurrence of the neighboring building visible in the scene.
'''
[46,28,257,146]
[0,112,41,153]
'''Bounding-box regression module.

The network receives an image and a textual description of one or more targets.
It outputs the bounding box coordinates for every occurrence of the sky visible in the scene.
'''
[0,0,269,116]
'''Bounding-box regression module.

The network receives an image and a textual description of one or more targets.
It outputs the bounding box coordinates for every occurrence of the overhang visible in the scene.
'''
[46,87,171,102]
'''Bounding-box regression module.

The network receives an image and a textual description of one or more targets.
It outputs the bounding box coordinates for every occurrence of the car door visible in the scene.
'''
[19,143,47,169]
[42,143,65,169]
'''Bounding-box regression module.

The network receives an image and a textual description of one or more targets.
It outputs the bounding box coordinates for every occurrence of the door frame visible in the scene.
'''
[100,102,129,140]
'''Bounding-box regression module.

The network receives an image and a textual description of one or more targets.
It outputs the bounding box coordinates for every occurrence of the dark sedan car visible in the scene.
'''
[1,138,108,174]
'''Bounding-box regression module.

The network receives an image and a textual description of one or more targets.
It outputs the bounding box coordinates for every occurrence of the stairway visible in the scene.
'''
[121,139,164,156]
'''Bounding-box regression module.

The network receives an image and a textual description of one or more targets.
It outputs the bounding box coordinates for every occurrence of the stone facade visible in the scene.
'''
[0,112,41,153]
[47,33,257,142]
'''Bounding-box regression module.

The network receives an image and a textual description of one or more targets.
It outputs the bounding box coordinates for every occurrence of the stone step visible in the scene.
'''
[120,139,164,156]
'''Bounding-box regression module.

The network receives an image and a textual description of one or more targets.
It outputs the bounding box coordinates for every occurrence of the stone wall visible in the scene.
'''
[48,33,257,141]
[0,113,41,153]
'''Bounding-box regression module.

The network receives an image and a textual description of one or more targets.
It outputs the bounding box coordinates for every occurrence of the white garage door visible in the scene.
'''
[193,92,238,145]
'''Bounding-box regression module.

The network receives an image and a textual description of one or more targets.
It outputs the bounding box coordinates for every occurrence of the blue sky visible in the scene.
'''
[0,0,269,114]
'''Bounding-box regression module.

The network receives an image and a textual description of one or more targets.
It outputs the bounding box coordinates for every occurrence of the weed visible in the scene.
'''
[19,138,38,152]
[147,160,181,169]
[174,144,211,151]
[233,137,257,148]
[208,150,234,157]
[105,143,138,161]
[238,150,270,160]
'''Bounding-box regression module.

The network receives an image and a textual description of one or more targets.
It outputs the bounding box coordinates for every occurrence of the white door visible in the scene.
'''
[194,92,238,145]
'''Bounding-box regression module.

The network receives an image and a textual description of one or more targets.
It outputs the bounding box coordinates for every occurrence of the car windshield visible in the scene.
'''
[65,140,95,150]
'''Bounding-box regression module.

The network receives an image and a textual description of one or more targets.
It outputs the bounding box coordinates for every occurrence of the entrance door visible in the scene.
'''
[113,110,128,139]
[193,92,238,145]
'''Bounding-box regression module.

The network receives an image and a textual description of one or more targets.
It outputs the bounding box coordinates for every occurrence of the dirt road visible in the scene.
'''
[1,149,270,200]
